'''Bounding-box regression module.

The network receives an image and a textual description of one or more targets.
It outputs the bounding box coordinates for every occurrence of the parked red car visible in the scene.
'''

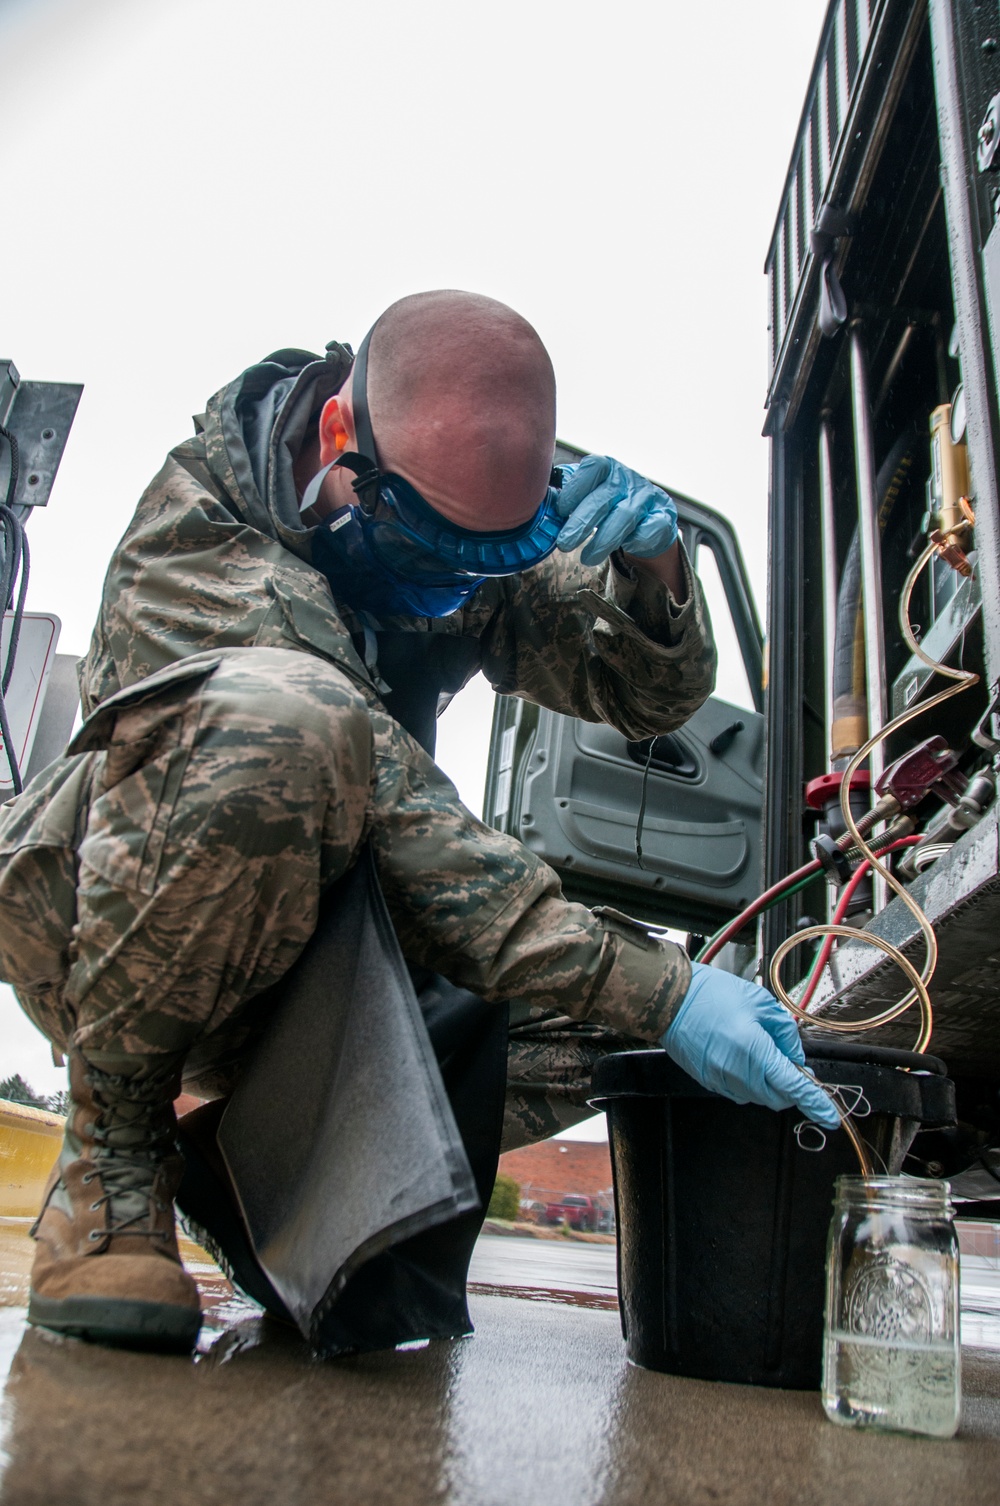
[544,1194,596,1231]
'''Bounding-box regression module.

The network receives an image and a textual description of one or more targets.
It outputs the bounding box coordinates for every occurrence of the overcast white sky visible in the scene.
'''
[0,0,830,1120]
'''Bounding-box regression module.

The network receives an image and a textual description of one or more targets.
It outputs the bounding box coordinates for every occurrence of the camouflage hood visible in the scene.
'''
[199,340,355,564]
[76,332,716,748]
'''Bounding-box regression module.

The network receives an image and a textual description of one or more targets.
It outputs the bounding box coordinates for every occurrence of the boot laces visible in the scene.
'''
[82,1065,178,1241]
[84,1158,171,1239]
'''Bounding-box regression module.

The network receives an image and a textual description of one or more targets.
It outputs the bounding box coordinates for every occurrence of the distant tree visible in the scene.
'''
[487,1173,521,1222]
[46,1089,70,1115]
[0,1073,49,1109]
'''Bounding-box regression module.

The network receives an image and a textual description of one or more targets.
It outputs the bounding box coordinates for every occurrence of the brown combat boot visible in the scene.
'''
[28,1049,202,1351]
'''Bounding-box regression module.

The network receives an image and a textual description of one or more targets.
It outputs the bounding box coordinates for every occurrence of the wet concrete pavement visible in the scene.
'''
[3,1237,1000,1505]
[3,1293,1000,1505]
[468,1233,618,1307]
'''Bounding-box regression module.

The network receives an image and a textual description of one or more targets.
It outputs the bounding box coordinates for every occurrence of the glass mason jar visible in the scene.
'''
[823,1176,961,1438]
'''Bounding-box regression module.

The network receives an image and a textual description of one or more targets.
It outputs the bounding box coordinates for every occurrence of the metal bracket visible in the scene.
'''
[978,93,1000,172]
[972,679,1000,752]
[810,206,856,338]
[0,366,82,519]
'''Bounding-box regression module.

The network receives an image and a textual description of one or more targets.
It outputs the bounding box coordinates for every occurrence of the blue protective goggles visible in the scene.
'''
[346,470,563,585]
[311,323,563,585]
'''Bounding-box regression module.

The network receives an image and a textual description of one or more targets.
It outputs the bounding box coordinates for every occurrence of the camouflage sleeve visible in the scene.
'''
[475,540,717,742]
[367,703,693,1042]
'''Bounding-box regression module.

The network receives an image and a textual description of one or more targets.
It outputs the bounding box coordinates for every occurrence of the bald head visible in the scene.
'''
[351,291,557,530]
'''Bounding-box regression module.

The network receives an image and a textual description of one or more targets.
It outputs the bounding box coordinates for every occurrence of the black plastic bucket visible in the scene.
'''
[590,1035,955,1389]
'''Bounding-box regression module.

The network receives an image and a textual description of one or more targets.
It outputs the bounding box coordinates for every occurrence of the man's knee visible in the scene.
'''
[194,652,376,873]
[195,649,374,788]
[81,649,375,898]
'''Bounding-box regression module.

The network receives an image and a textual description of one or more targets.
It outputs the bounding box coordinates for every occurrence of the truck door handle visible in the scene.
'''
[709,720,745,756]
[626,734,698,778]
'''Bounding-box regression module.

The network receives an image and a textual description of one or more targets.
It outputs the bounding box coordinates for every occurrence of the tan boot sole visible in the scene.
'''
[28,1290,201,1352]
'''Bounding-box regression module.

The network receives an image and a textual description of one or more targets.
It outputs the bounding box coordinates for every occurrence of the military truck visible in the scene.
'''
[6,0,1000,1199]
[484,0,1000,1197]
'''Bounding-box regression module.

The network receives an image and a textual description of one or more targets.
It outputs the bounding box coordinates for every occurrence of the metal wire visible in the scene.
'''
[694,804,899,966]
[769,541,979,1056]
[797,836,922,1009]
[793,1064,874,1175]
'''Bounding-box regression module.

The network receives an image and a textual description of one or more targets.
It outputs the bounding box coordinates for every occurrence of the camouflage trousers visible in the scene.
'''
[501,1012,645,1151]
[0,647,689,1145]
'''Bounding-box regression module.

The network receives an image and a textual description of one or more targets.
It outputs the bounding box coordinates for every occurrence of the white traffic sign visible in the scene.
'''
[0,612,62,795]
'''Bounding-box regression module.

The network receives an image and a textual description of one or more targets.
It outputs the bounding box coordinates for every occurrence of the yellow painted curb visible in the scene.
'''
[0,1099,62,1217]
[0,1096,221,1309]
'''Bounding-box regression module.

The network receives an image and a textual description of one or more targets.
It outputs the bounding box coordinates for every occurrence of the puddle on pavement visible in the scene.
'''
[467,1281,618,1310]
[0,1226,623,1395]
[4,1222,1000,1369]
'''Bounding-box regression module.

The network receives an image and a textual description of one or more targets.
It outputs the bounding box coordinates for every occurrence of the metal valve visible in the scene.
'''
[875,736,965,811]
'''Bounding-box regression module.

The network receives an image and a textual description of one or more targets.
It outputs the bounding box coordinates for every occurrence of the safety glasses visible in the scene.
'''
[336,325,562,580]
[361,475,562,582]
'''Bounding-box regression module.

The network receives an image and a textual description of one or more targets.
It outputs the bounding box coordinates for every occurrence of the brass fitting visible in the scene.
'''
[928,405,974,575]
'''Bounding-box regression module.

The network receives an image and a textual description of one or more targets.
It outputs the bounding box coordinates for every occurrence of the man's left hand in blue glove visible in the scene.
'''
[555,455,680,584]
[661,963,841,1128]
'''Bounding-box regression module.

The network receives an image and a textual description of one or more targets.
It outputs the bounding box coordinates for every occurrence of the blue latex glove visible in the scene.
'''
[661,963,841,1128]
[554,455,679,566]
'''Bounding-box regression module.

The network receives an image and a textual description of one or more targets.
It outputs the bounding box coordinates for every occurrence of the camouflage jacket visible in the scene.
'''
[0,342,720,1068]
[78,342,717,738]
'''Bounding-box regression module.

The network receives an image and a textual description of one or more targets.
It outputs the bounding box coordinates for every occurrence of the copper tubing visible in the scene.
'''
[769,542,979,1056]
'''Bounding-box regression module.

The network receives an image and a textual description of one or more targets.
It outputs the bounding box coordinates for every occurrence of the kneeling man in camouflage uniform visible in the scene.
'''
[0,290,835,1352]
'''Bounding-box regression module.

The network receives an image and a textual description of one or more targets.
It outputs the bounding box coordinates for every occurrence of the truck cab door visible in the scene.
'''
[483,448,764,935]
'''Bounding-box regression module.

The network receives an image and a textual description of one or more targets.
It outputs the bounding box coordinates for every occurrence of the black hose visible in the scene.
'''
[0,427,29,794]
[831,423,922,722]
[832,529,864,709]
[1,424,18,507]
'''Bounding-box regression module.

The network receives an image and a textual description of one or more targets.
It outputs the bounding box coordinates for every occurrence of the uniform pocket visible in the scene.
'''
[0,754,95,1008]
[68,654,223,755]
[76,660,219,897]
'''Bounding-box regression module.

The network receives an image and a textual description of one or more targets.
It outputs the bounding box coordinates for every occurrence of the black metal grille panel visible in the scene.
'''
[766,0,882,388]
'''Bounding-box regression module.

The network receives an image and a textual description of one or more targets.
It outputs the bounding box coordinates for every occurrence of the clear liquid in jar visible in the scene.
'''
[823,1328,960,1437]
[824,1183,961,1438]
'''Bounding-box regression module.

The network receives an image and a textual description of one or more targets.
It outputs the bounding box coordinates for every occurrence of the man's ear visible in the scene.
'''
[318,397,352,465]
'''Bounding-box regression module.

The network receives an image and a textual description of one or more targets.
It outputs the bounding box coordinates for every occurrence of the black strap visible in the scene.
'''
[349,326,378,465]
[330,325,383,512]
